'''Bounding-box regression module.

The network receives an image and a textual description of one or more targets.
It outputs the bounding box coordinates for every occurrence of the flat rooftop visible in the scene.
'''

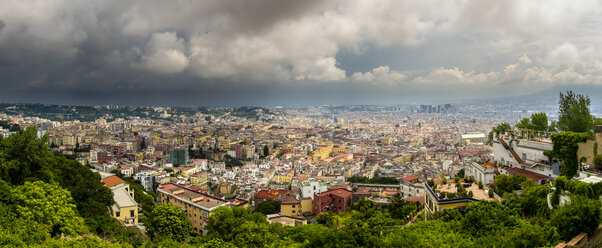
[435,182,490,200]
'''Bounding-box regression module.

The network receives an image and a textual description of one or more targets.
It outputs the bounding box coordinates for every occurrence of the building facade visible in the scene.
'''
[156,183,230,233]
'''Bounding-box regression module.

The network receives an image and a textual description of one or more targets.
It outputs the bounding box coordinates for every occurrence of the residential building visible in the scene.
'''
[281,196,302,217]
[299,178,328,200]
[493,134,558,183]
[577,126,602,166]
[101,175,138,225]
[467,161,496,185]
[156,183,230,233]
[253,189,292,208]
[314,188,353,215]
[423,181,501,219]
[399,175,424,198]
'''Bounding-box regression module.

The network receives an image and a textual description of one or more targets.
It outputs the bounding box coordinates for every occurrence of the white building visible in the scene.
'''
[133,171,158,192]
[461,133,486,145]
[120,165,134,177]
[399,181,424,198]
[493,134,559,183]
[467,161,496,185]
[299,178,327,199]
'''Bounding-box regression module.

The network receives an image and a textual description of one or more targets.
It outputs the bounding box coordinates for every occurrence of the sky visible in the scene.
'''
[1,0,602,106]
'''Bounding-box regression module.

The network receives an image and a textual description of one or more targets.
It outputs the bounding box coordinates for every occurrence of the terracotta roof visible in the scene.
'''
[255,189,290,199]
[281,195,300,205]
[316,188,353,198]
[402,175,420,181]
[404,196,424,204]
[505,167,549,182]
[102,175,125,187]
[354,187,371,194]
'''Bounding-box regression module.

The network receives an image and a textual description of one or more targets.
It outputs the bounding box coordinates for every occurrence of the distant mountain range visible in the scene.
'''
[470,84,602,106]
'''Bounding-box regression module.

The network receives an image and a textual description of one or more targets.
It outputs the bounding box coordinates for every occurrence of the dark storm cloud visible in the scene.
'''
[1,0,602,106]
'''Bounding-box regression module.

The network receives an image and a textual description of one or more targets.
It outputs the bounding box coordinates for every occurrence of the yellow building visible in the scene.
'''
[135,152,145,161]
[220,183,231,195]
[331,146,346,154]
[300,198,313,214]
[157,183,230,233]
[312,147,332,161]
[382,136,393,145]
[281,196,302,217]
[277,171,294,184]
[393,154,413,164]
[62,135,77,146]
[190,172,208,189]
[102,175,138,224]
[178,166,197,179]
[281,196,313,217]
[577,127,602,165]
[423,182,501,220]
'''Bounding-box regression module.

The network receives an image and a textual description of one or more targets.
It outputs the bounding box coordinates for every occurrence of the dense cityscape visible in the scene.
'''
[1,95,602,247]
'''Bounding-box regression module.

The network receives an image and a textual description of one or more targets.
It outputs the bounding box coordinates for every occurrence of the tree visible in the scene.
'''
[487,123,514,145]
[146,204,193,241]
[255,200,280,215]
[558,91,593,132]
[348,200,374,213]
[435,208,462,222]
[551,196,602,241]
[531,112,549,132]
[545,132,591,178]
[206,207,268,243]
[13,181,87,237]
[455,169,465,179]
[516,118,534,131]
[9,124,22,132]
[493,174,526,194]
[461,201,519,237]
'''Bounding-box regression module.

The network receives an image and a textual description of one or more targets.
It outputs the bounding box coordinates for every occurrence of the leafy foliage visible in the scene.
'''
[146,204,193,241]
[492,174,526,195]
[13,181,87,237]
[0,127,144,245]
[487,122,514,145]
[558,91,593,132]
[255,200,281,215]
[545,131,591,178]
[551,196,601,241]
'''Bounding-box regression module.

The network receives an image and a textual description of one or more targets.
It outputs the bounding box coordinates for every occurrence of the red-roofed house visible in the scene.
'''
[314,188,353,215]
[401,175,420,183]
[102,175,126,189]
[505,167,549,184]
[253,189,292,208]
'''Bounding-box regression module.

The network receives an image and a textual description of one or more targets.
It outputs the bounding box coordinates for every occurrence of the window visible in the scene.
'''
[292,205,295,208]
[130,210,135,217]
[292,210,296,213]
[116,211,120,217]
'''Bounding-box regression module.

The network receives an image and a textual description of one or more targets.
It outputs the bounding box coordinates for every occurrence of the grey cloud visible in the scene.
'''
[1,0,602,106]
